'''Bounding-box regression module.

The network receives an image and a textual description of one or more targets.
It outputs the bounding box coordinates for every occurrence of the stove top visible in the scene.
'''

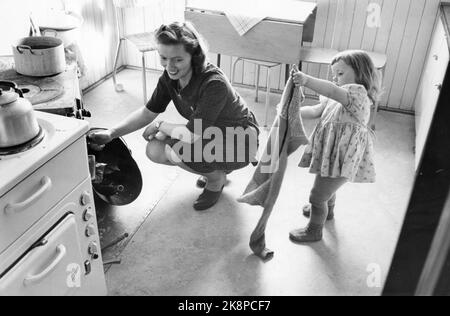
[0,58,79,114]
[16,78,64,105]
[0,112,90,197]
[0,127,45,156]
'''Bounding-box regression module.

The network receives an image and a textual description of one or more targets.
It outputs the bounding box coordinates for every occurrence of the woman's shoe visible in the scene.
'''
[302,204,334,221]
[197,173,231,189]
[196,176,207,189]
[193,186,224,211]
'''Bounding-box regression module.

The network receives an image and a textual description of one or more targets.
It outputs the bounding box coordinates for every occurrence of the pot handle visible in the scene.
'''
[43,29,58,38]
[14,87,24,98]
[16,45,39,55]
[0,81,23,97]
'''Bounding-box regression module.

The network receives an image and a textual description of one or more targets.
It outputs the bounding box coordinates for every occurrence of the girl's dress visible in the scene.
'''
[299,84,376,183]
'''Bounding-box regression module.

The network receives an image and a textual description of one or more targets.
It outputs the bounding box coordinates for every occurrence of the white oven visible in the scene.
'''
[0,112,107,296]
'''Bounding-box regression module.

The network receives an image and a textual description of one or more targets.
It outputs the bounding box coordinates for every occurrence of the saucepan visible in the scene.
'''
[12,36,66,77]
[87,128,143,206]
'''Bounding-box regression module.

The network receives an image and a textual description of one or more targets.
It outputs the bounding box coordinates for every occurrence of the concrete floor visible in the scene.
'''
[84,69,416,296]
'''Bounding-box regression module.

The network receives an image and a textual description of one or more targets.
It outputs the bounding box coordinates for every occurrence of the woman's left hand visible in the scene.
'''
[142,123,159,141]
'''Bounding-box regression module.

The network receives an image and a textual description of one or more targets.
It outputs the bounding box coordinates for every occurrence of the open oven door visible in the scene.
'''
[0,214,84,296]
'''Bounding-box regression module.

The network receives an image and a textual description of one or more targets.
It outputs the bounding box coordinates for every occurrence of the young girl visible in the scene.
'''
[289,50,381,242]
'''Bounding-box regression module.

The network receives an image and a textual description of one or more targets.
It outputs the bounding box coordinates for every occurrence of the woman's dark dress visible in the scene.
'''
[146,63,259,173]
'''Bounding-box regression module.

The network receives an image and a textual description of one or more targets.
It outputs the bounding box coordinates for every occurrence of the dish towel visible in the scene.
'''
[221,0,266,36]
[237,78,309,260]
[225,12,265,36]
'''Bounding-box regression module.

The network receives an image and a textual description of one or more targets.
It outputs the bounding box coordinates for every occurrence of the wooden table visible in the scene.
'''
[185,0,317,66]
[0,56,80,116]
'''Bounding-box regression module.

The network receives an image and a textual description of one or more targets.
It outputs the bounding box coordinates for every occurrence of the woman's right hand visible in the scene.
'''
[88,130,114,145]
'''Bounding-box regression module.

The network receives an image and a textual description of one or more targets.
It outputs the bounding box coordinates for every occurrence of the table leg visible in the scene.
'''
[217,54,221,67]
[264,67,271,127]
[285,65,290,83]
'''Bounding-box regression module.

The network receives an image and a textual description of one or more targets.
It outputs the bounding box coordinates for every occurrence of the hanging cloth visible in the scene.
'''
[224,12,265,36]
[237,78,309,260]
[216,0,266,36]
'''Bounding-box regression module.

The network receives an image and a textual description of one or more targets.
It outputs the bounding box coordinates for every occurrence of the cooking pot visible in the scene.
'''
[87,129,143,206]
[41,29,79,48]
[37,11,84,47]
[0,81,41,148]
[12,36,66,77]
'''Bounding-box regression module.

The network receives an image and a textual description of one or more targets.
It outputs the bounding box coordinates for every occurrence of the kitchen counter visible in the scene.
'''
[441,2,450,52]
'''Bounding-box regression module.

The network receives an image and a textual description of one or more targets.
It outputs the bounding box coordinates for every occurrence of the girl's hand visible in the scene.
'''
[142,122,159,141]
[290,65,308,87]
[155,131,168,141]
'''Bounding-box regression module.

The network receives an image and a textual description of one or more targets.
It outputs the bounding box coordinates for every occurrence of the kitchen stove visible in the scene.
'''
[0,111,107,296]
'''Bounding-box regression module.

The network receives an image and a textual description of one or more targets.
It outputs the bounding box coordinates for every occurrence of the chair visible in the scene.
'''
[231,58,282,127]
[112,0,158,104]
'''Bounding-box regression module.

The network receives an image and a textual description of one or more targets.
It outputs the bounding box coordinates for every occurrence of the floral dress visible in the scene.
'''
[299,84,376,183]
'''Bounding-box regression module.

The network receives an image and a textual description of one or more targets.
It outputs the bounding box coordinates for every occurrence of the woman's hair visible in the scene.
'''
[155,22,208,75]
[331,50,382,104]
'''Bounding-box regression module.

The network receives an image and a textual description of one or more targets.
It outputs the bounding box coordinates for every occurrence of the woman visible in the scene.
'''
[90,22,259,211]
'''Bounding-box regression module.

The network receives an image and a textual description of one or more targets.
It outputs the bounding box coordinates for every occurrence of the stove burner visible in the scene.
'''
[0,127,45,156]
[16,78,64,105]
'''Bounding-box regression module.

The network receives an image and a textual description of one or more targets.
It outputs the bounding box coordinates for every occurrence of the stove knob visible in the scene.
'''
[80,192,92,206]
[88,242,100,260]
[84,260,92,275]
[85,224,97,237]
[83,209,95,222]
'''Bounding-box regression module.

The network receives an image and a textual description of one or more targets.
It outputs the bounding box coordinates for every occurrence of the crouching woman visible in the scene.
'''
[90,22,259,211]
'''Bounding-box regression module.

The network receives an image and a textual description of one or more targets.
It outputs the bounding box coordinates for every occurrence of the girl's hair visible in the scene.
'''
[331,50,382,104]
[155,22,208,75]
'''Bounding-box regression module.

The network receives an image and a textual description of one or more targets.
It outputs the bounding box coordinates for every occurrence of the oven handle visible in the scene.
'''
[4,176,52,215]
[23,245,67,286]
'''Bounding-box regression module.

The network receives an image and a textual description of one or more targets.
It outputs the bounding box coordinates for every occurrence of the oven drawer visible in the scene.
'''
[0,138,89,252]
[0,214,84,296]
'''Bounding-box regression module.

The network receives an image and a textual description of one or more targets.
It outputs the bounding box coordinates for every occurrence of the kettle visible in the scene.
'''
[0,81,40,148]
